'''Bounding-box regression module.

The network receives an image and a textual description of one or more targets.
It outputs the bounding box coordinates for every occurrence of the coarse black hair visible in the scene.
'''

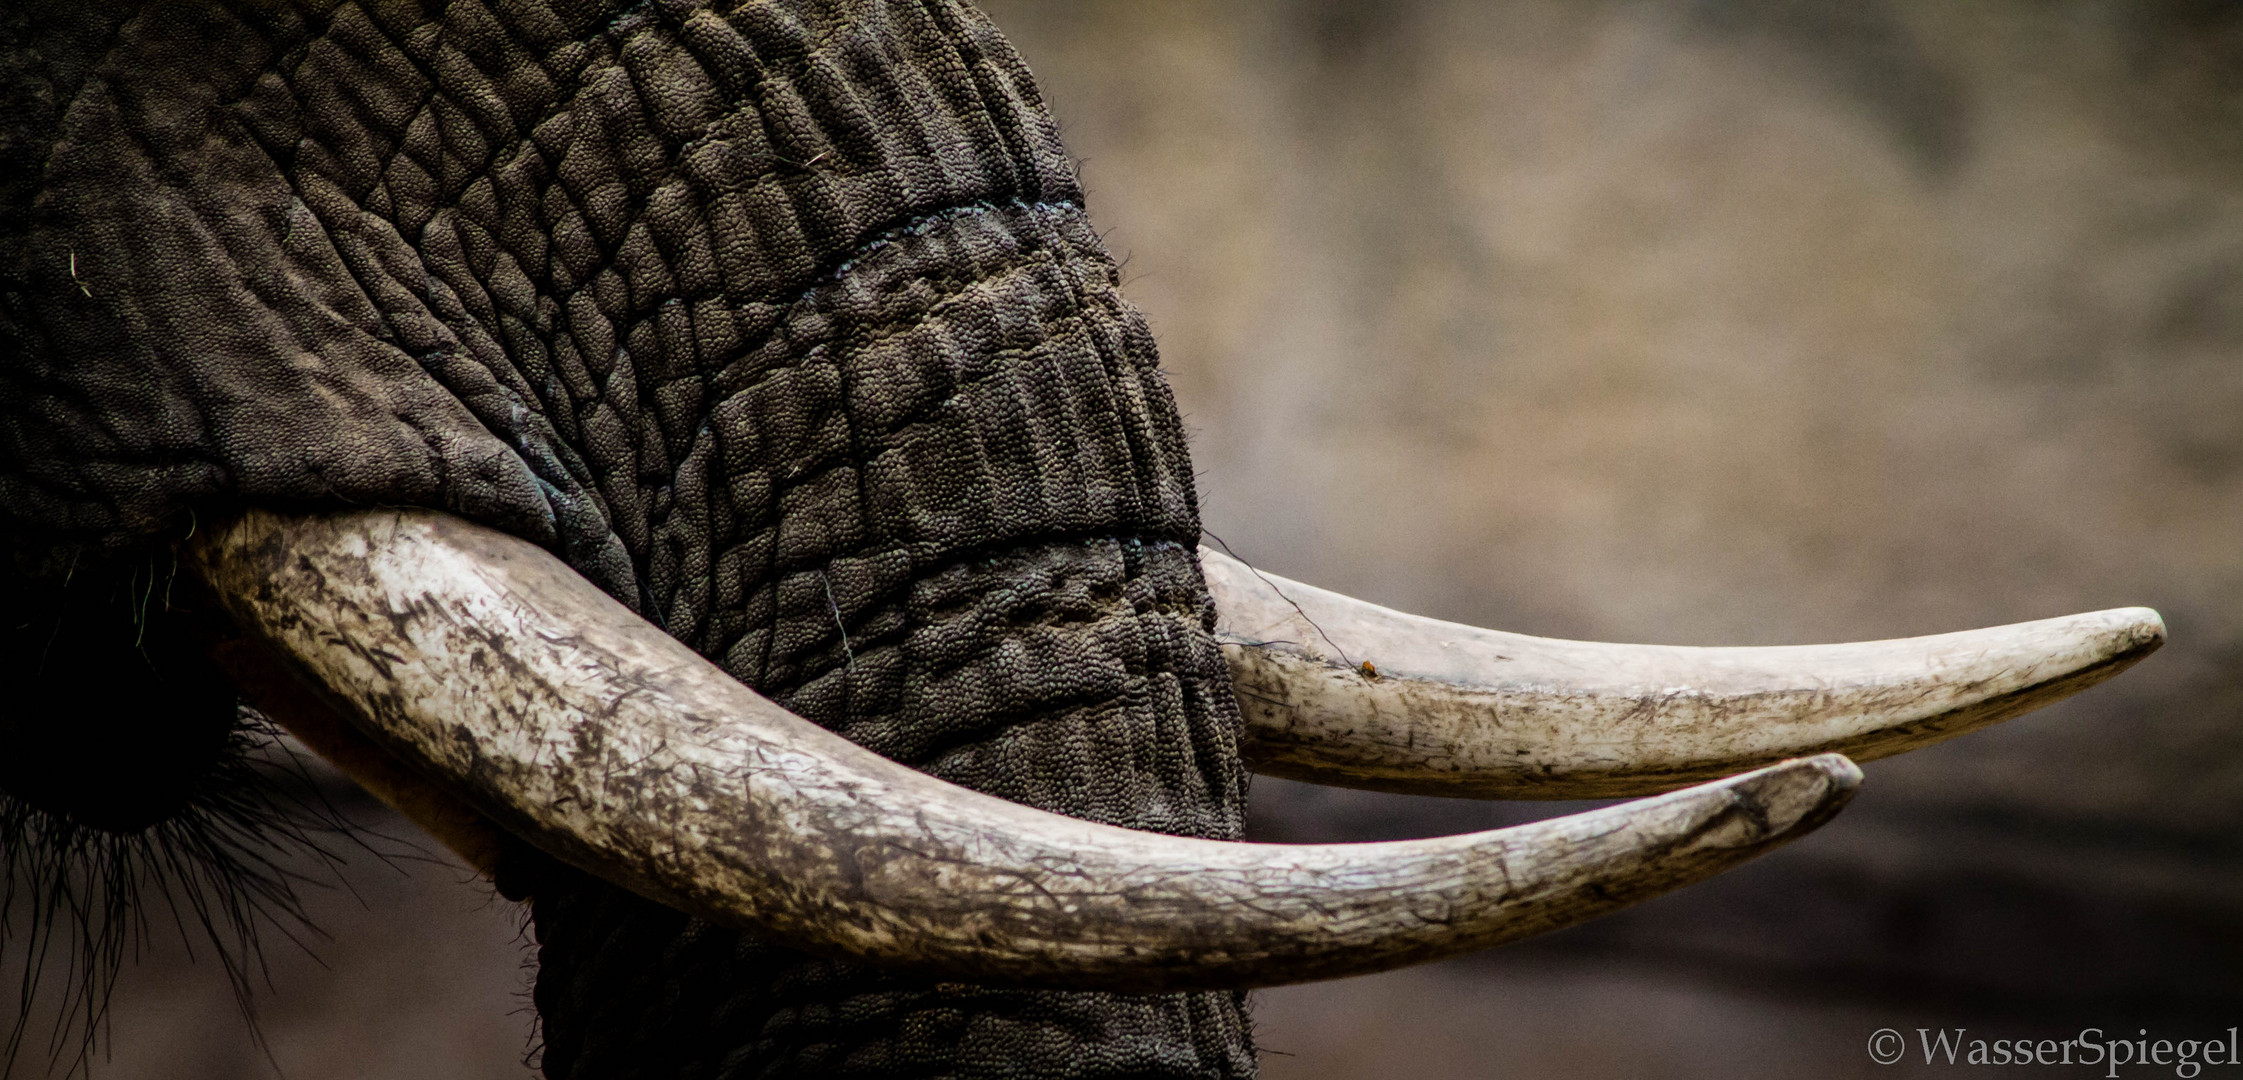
[0,548,360,1077]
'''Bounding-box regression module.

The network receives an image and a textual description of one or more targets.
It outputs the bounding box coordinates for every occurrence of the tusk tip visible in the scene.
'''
[2106,606,2166,655]
[2037,604,2164,688]
[2052,605,2165,667]
[1734,753,1863,840]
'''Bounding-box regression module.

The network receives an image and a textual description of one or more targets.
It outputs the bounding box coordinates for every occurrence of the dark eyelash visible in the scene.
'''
[1,707,373,1078]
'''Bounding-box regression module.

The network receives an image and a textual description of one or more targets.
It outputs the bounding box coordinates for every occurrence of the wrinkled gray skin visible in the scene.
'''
[0,1,1256,1076]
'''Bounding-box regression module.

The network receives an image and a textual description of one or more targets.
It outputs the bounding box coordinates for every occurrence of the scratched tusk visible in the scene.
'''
[1204,548,2162,799]
[187,507,1861,991]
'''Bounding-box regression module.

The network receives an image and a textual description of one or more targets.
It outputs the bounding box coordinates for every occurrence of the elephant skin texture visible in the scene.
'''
[1,1,1256,1076]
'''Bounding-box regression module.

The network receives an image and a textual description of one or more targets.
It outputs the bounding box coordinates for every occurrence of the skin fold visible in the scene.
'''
[0,1,1255,1076]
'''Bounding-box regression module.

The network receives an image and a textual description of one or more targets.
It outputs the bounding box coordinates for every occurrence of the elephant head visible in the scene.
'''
[0,1,2161,1076]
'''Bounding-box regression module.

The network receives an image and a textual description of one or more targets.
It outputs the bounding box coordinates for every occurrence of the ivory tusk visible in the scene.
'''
[187,508,1859,991]
[1204,549,2162,799]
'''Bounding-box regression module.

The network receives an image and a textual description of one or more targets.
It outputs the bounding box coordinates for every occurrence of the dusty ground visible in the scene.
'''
[11,1,2243,1077]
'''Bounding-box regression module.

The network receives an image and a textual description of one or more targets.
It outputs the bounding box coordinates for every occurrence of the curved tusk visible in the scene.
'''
[1205,549,2163,799]
[188,508,1859,992]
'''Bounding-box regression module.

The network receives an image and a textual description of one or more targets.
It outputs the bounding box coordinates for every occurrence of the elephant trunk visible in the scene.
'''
[524,535,1255,1078]
[490,116,1258,1080]
[511,176,1255,1070]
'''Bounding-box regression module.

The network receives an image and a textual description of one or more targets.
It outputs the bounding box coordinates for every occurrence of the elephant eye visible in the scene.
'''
[0,555,362,1076]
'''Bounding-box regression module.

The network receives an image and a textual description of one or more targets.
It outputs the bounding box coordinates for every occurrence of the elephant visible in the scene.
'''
[0,1,2162,1076]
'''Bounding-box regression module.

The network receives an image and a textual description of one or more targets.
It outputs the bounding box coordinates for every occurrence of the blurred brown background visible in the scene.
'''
[13,1,2243,1076]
